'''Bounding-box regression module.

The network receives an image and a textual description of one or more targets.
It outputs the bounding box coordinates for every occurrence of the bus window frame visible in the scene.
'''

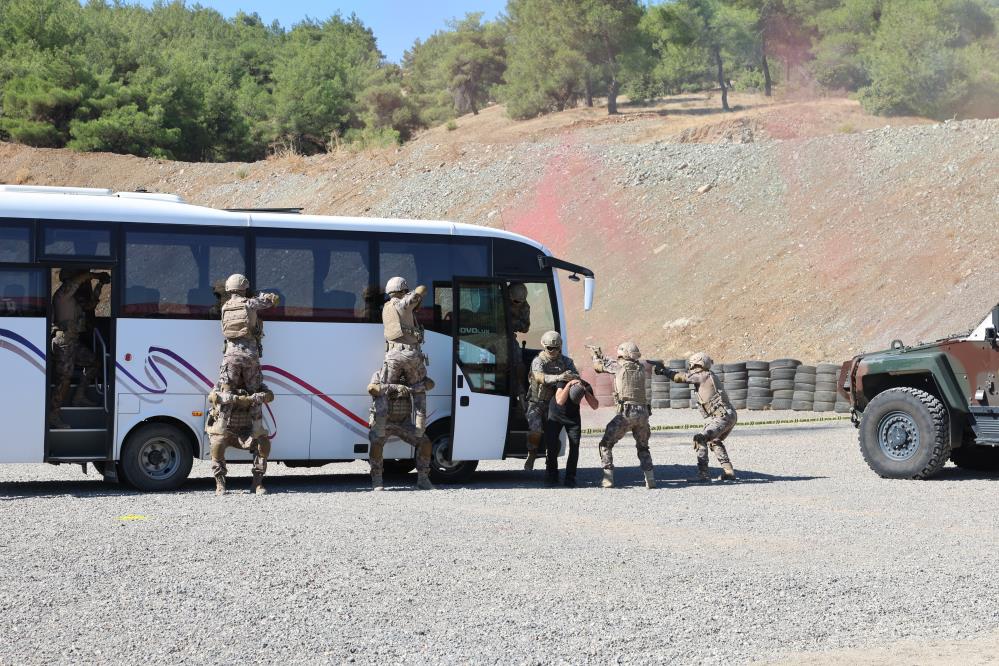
[0,218,35,265]
[37,218,117,263]
[120,222,251,320]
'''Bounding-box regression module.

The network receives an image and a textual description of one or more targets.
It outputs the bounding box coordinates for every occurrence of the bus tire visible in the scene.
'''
[427,426,478,484]
[119,423,194,492]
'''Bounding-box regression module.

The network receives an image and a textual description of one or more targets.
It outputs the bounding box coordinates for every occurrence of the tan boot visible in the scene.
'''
[687,463,711,483]
[601,468,614,488]
[524,452,537,471]
[214,475,227,496]
[416,472,434,490]
[717,463,737,482]
[250,472,267,494]
[371,473,385,491]
[644,469,656,489]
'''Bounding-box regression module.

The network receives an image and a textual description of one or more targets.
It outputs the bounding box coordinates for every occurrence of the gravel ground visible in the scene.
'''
[2,420,997,664]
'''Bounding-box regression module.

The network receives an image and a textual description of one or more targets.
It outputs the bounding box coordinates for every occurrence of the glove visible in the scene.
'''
[559,371,579,382]
[414,285,427,297]
[233,394,255,408]
[395,385,411,399]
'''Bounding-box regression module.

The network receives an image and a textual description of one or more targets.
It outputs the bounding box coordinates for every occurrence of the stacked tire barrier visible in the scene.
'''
[745,361,772,410]
[769,359,800,410]
[792,364,817,411]
[722,363,748,410]
[650,364,669,409]
[668,359,690,409]
[812,363,840,412]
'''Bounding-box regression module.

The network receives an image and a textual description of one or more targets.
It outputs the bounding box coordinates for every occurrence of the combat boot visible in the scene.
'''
[717,463,737,482]
[250,472,267,494]
[644,469,656,489]
[523,452,537,471]
[601,468,614,488]
[416,472,434,490]
[71,385,99,407]
[687,464,711,483]
[371,474,385,491]
[47,411,70,430]
[214,475,227,496]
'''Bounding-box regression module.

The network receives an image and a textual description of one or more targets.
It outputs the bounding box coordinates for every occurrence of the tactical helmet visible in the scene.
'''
[617,341,641,360]
[58,267,85,282]
[688,352,713,371]
[540,330,562,350]
[509,282,528,304]
[385,276,409,294]
[225,273,250,293]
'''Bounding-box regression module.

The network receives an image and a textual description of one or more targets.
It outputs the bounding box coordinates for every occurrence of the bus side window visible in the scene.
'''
[0,226,30,263]
[0,270,46,317]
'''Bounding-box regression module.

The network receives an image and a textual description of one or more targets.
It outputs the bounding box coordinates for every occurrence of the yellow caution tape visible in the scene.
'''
[581,415,850,436]
[117,514,148,521]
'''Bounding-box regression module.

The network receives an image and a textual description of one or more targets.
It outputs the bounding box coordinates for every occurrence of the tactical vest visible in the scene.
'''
[383,299,423,345]
[221,295,257,341]
[614,359,647,405]
[529,352,574,403]
[695,371,733,418]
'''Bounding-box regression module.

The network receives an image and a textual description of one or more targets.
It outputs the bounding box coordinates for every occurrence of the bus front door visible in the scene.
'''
[449,279,515,462]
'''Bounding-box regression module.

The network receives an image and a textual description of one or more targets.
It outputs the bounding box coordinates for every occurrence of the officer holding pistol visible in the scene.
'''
[525,330,579,470]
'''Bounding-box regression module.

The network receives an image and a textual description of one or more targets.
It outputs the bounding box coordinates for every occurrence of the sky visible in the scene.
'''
[139,1,507,62]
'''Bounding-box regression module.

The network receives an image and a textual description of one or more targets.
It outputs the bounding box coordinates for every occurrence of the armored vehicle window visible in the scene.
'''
[123,230,245,317]
[0,269,46,317]
[0,225,31,263]
[255,234,373,322]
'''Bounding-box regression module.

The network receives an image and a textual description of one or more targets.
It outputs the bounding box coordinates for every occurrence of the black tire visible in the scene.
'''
[772,390,794,400]
[817,363,841,374]
[730,400,747,410]
[814,381,839,392]
[747,387,772,398]
[747,377,771,387]
[813,401,835,412]
[428,427,478,484]
[746,399,772,410]
[724,380,748,390]
[858,387,951,479]
[792,391,815,402]
[794,381,817,391]
[746,361,769,371]
[727,389,748,400]
[119,423,194,492]
[796,365,816,374]
[671,400,690,409]
[771,399,792,410]
[770,380,795,392]
[834,402,852,414]
[814,390,838,403]
[770,368,796,380]
[722,363,746,373]
[791,400,814,411]
[949,445,999,471]
[770,359,801,369]
[383,459,417,476]
[651,399,670,409]
[669,390,690,400]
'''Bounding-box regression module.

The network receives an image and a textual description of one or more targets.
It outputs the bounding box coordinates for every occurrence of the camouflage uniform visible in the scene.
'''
[382,284,429,432]
[673,365,738,481]
[205,383,274,495]
[526,349,579,458]
[218,291,279,393]
[49,270,106,428]
[367,370,434,490]
[594,357,654,473]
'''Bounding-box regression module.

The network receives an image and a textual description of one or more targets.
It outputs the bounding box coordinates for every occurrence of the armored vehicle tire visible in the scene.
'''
[119,423,194,492]
[949,444,999,471]
[859,388,951,479]
[428,428,478,484]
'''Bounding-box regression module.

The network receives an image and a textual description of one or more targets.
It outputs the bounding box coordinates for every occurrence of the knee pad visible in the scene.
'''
[693,433,707,446]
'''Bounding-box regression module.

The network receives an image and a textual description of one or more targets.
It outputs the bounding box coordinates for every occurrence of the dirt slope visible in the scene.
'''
[4,92,997,365]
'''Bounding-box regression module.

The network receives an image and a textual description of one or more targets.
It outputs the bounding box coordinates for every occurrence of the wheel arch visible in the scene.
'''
[859,372,963,448]
[121,416,201,460]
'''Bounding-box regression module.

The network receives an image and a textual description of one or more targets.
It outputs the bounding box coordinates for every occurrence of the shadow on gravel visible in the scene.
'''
[924,467,999,482]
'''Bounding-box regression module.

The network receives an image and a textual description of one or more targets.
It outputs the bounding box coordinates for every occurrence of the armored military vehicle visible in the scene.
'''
[840,305,999,478]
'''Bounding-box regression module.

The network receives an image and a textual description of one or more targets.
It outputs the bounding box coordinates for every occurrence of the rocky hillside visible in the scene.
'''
[3,92,997,365]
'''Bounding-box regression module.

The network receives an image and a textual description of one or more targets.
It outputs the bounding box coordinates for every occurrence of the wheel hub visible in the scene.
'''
[139,438,179,478]
[878,412,920,461]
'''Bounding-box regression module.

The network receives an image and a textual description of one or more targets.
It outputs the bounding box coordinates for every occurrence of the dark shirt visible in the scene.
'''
[548,381,586,425]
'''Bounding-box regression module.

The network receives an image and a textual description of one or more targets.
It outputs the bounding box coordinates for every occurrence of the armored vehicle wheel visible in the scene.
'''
[859,388,951,479]
[950,445,999,471]
[119,423,194,491]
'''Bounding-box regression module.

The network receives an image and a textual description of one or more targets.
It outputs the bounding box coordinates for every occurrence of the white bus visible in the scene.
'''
[0,185,594,490]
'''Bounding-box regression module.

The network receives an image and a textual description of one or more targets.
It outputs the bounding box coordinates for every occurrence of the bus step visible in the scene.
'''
[58,407,106,429]
[47,428,107,459]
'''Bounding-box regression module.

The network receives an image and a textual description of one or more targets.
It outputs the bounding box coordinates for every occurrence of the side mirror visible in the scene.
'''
[992,304,999,330]
[987,327,998,346]
[583,276,595,312]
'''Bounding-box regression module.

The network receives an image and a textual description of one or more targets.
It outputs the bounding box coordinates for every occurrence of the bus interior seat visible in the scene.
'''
[125,286,161,314]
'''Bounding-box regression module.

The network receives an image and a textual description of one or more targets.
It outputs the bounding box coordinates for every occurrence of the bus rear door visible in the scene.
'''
[449,279,516,462]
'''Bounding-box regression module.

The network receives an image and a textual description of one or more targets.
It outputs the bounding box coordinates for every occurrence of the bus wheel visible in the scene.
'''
[119,423,194,492]
[428,430,478,484]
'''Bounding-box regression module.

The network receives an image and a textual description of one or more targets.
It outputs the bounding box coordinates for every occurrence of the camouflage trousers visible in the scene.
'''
[525,399,551,453]
[383,345,427,386]
[50,331,97,412]
[219,349,263,393]
[368,423,432,476]
[598,404,653,472]
[210,432,270,478]
[696,410,737,467]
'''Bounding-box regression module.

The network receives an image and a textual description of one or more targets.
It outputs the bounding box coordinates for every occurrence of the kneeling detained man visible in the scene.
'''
[667,352,737,482]
[367,371,435,491]
[205,382,275,495]
[592,341,658,489]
